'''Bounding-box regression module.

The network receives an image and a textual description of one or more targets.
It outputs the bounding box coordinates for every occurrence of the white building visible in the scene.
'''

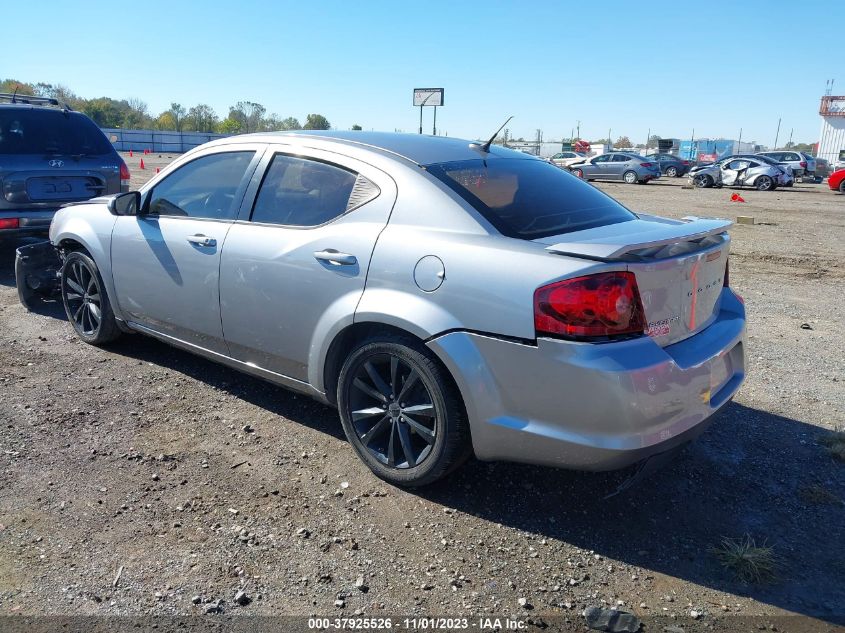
[818,96,845,168]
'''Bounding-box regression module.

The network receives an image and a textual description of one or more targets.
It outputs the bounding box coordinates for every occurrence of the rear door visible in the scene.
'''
[110,146,263,354]
[607,153,630,179]
[219,146,396,382]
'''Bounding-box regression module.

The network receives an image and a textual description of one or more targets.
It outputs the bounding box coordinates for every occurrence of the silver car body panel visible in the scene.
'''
[48,131,747,472]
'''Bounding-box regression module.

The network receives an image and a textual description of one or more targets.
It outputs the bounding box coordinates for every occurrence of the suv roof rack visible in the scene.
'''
[0,92,73,110]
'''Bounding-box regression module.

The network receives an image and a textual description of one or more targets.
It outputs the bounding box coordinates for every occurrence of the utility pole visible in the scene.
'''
[646,127,650,152]
[787,128,793,148]
[576,120,581,140]
[773,117,781,149]
[737,128,742,154]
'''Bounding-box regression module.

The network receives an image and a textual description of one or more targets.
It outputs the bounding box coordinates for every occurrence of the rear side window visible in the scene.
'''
[147,151,255,220]
[0,109,112,155]
[612,154,631,162]
[251,154,377,227]
[427,158,636,239]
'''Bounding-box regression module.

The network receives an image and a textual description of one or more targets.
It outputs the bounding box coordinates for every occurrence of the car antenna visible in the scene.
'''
[471,116,514,154]
[11,85,18,103]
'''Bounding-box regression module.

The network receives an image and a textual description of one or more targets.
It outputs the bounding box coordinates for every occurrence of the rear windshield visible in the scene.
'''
[0,109,113,156]
[426,158,636,239]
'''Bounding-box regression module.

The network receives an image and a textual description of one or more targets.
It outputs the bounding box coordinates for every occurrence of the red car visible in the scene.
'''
[829,168,845,193]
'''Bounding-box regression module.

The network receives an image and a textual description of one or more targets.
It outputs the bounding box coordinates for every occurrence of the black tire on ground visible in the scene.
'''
[755,175,774,191]
[693,174,713,188]
[337,334,471,487]
[665,166,678,177]
[623,170,638,184]
[60,250,121,345]
[840,180,845,193]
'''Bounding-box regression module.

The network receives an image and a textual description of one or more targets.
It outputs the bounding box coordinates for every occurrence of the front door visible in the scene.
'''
[219,147,396,384]
[110,148,261,353]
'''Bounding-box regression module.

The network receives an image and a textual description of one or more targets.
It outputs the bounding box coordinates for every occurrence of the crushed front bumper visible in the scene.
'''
[427,288,746,471]
[15,240,62,309]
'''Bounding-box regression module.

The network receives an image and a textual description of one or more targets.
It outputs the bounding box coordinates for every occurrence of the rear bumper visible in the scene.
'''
[427,288,746,471]
[0,210,56,239]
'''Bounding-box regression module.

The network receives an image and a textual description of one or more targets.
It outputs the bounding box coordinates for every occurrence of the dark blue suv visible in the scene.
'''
[0,93,128,241]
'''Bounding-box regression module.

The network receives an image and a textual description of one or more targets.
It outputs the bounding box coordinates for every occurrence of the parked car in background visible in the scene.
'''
[813,158,831,182]
[756,150,815,182]
[549,151,588,168]
[569,152,661,184]
[828,168,845,193]
[718,154,793,186]
[689,156,781,190]
[644,153,691,177]
[0,93,129,241]
[16,131,745,486]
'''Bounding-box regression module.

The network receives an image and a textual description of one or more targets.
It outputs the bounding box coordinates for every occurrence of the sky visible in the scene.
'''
[2,0,842,145]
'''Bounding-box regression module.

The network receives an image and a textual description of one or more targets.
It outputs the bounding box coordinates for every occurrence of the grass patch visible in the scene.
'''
[710,535,778,583]
[800,484,844,506]
[819,428,845,462]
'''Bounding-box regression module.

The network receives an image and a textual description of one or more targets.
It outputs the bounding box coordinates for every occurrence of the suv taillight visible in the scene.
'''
[534,272,646,339]
[119,159,131,188]
[0,218,19,230]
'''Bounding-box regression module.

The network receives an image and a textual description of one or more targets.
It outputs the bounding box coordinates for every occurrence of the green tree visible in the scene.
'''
[229,101,266,133]
[184,104,218,132]
[304,113,330,130]
[155,111,177,131]
[613,136,632,149]
[123,98,150,128]
[279,116,301,130]
[218,117,242,134]
[167,103,186,132]
[646,134,661,150]
[81,98,125,127]
[351,124,363,131]
[0,79,36,95]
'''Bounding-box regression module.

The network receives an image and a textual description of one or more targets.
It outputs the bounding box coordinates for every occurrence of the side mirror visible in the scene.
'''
[109,191,140,216]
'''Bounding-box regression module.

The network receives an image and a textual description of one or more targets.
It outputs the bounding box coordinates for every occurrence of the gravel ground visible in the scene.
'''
[0,156,843,629]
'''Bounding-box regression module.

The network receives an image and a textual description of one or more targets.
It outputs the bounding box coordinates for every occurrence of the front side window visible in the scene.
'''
[592,154,610,164]
[251,154,376,227]
[147,151,255,220]
[426,158,636,239]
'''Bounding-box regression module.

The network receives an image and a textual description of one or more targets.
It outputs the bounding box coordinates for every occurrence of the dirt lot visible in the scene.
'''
[0,155,843,630]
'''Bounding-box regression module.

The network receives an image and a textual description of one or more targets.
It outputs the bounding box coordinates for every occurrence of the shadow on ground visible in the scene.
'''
[1,241,843,621]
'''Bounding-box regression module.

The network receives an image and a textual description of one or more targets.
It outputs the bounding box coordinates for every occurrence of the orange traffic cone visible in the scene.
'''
[730,193,746,203]
[139,158,146,170]
[129,149,133,157]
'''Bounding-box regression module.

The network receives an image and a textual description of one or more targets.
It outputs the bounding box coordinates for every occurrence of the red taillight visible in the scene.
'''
[800,161,807,169]
[119,159,131,186]
[682,160,690,165]
[534,272,646,339]
[0,218,20,230]
[640,162,653,167]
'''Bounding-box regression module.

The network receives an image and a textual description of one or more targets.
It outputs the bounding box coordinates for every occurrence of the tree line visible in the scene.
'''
[0,79,355,134]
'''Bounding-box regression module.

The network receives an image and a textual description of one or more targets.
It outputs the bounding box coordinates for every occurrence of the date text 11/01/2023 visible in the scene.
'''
[307,617,527,630]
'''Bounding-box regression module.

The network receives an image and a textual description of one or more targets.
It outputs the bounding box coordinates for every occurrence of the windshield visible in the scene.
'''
[426,158,636,239]
[0,109,113,155]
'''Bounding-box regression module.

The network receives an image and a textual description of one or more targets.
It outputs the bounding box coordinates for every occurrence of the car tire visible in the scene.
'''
[60,250,121,345]
[623,170,638,184]
[337,334,471,487]
[755,175,774,191]
[693,174,713,188]
[665,166,678,177]
[839,180,845,194]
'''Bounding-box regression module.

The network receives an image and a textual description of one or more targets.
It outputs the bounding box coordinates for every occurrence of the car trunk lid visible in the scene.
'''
[536,214,732,346]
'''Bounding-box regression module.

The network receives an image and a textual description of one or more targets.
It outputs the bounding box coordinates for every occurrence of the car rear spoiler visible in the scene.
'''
[544,215,732,261]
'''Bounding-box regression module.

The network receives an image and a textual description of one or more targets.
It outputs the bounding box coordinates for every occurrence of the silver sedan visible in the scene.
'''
[19,132,746,486]
[569,152,662,184]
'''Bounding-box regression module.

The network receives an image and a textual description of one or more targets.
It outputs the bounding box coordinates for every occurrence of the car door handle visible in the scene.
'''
[314,249,357,266]
[186,234,216,247]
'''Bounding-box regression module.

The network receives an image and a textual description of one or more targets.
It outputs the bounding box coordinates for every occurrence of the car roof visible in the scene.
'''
[224,130,536,167]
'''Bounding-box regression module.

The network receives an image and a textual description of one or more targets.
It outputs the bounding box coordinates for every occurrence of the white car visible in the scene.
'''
[549,151,588,168]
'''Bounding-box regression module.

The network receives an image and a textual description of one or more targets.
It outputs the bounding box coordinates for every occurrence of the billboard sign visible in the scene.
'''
[413,88,444,107]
